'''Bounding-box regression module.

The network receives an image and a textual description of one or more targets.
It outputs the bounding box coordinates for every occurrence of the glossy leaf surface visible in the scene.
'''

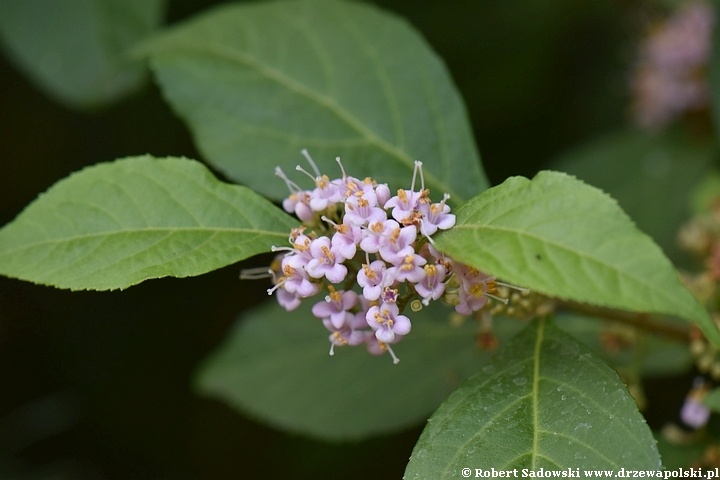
[434,170,719,346]
[0,0,164,108]
[138,0,488,203]
[195,300,525,441]
[404,317,662,477]
[0,156,297,290]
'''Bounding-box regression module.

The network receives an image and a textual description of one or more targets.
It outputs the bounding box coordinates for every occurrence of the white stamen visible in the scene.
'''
[418,219,436,245]
[386,344,400,364]
[295,165,318,184]
[266,278,286,295]
[301,149,321,177]
[485,292,509,305]
[275,166,302,193]
[440,193,450,206]
[329,343,336,356]
[239,267,273,280]
[411,160,425,191]
[495,281,530,295]
[271,245,295,253]
[321,215,338,227]
[335,157,347,180]
[365,250,371,265]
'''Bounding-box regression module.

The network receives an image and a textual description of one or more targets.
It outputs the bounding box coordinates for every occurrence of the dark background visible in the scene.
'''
[0,1,660,478]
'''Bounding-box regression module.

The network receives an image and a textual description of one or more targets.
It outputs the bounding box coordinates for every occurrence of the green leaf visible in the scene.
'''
[0,156,297,291]
[703,387,720,412]
[434,170,720,346]
[404,317,662,477]
[555,313,692,378]
[0,0,165,109]
[691,170,720,214]
[551,129,713,265]
[195,299,526,441]
[654,433,707,470]
[137,0,487,204]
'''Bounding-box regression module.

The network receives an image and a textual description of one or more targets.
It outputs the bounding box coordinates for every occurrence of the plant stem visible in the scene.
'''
[554,299,690,343]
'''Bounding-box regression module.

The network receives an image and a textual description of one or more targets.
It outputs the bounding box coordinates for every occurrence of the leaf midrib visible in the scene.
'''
[530,317,544,469]
[150,39,464,202]
[449,223,688,316]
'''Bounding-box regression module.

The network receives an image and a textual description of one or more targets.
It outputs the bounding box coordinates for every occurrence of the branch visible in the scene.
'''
[554,299,691,343]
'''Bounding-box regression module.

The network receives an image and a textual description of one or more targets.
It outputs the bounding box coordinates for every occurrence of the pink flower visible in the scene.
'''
[366,302,411,343]
[279,257,320,298]
[418,194,455,236]
[305,236,348,283]
[357,260,387,301]
[385,253,427,284]
[323,311,368,350]
[312,288,359,329]
[276,288,301,311]
[414,263,447,302]
[384,189,421,222]
[378,223,417,264]
[343,189,386,226]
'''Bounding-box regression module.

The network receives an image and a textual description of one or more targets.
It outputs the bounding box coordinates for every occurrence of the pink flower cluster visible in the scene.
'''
[631,1,714,130]
[260,150,503,363]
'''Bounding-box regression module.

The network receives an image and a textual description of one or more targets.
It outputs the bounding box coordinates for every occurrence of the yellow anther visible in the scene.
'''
[332,331,348,345]
[294,238,310,252]
[469,284,485,298]
[400,255,415,271]
[327,285,341,302]
[362,264,376,280]
[321,246,334,262]
[316,174,330,188]
[390,227,401,243]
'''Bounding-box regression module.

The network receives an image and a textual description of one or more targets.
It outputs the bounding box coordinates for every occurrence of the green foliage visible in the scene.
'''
[654,433,710,470]
[691,170,720,214]
[555,313,692,377]
[551,129,714,264]
[195,300,526,441]
[136,0,488,203]
[703,387,720,412]
[0,156,297,291]
[0,0,165,109]
[404,317,662,477]
[711,0,720,142]
[434,170,719,346]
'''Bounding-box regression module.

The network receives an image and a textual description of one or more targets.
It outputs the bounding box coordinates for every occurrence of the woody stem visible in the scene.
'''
[554,299,690,343]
